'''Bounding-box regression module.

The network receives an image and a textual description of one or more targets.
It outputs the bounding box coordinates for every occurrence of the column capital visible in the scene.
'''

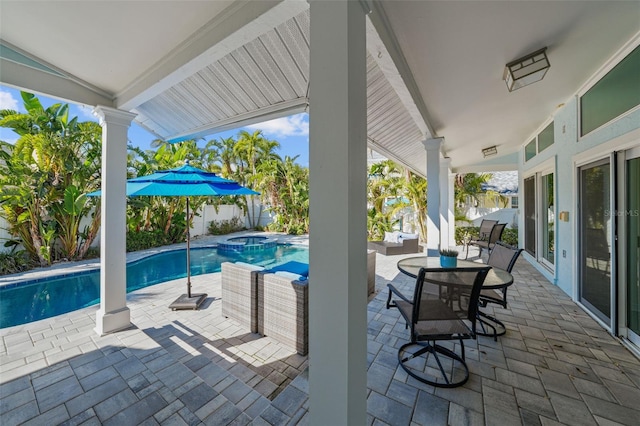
[423,137,444,151]
[93,106,137,128]
[440,157,452,168]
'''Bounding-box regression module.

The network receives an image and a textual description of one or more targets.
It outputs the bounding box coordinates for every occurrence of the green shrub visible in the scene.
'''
[0,250,32,276]
[207,217,245,235]
[455,225,519,247]
[501,228,518,246]
[455,226,479,245]
[126,230,172,252]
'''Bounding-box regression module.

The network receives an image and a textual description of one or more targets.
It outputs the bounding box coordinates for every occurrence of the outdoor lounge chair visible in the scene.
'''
[258,272,309,355]
[221,262,264,333]
[477,241,523,339]
[467,222,505,259]
[386,266,491,387]
[368,232,421,256]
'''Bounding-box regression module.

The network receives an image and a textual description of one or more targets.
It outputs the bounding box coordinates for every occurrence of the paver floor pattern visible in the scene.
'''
[1,238,639,425]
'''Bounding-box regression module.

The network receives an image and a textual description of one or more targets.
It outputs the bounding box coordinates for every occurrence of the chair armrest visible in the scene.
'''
[386,283,413,309]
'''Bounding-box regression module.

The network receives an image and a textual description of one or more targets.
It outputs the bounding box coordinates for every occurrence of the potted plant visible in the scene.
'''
[439,248,459,267]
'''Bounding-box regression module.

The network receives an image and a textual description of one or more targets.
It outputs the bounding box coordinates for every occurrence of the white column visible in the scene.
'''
[439,157,452,250]
[424,138,443,256]
[448,171,457,247]
[309,1,367,425]
[93,106,136,336]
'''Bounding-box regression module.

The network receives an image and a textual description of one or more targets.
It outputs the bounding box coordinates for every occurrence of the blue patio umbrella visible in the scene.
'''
[89,161,259,310]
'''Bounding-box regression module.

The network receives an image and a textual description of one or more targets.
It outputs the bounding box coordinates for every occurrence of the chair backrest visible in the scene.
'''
[487,241,523,273]
[488,223,506,244]
[412,266,491,325]
[478,220,498,240]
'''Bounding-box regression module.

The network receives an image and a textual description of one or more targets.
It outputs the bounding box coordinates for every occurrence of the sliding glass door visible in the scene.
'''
[524,176,536,256]
[625,151,640,345]
[579,158,612,325]
[523,171,554,269]
[541,173,554,267]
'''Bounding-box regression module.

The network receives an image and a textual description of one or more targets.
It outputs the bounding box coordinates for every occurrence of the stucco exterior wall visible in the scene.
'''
[519,72,640,297]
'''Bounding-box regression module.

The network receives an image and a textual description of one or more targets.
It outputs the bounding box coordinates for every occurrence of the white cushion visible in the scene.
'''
[274,271,305,281]
[384,231,400,243]
[397,232,418,241]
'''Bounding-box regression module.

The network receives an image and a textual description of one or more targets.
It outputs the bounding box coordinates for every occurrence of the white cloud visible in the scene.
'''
[0,90,20,111]
[247,113,309,138]
[76,104,96,120]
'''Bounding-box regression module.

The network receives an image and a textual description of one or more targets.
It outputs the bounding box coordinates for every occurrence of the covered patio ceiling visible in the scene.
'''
[1,1,639,175]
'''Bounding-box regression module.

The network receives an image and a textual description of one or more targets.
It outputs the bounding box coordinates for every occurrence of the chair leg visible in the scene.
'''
[398,341,470,388]
[476,310,505,340]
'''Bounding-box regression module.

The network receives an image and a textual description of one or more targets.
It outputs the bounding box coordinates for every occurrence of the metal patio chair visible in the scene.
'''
[386,266,491,388]
[465,219,497,259]
[468,222,506,259]
[476,241,523,339]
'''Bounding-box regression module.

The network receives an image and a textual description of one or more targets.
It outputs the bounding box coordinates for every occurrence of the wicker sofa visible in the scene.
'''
[221,262,264,333]
[368,232,421,256]
[258,272,309,355]
[222,255,375,355]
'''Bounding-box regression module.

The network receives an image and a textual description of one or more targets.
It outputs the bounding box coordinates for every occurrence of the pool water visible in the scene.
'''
[0,245,308,329]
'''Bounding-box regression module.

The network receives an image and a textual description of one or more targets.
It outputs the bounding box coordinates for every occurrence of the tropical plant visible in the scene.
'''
[439,248,459,257]
[367,160,406,240]
[232,130,281,228]
[366,160,428,242]
[454,172,507,222]
[207,217,245,235]
[259,156,309,234]
[403,171,428,242]
[0,92,102,265]
[126,139,206,245]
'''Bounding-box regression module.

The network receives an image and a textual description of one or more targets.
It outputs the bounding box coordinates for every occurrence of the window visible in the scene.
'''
[511,196,519,209]
[523,170,555,270]
[524,176,536,255]
[525,139,537,161]
[581,45,640,136]
[541,173,554,265]
[524,121,555,162]
[538,122,554,153]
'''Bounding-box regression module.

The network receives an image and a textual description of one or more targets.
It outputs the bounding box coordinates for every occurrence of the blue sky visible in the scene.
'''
[0,85,310,166]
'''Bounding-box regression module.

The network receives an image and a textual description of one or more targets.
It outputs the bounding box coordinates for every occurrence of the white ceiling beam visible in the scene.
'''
[367,1,436,139]
[117,0,309,111]
[161,97,308,142]
[367,137,425,178]
[365,18,429,139]
[0,58,114,107]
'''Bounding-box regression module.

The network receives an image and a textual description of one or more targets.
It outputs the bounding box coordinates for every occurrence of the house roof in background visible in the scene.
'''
[482,171,518,195]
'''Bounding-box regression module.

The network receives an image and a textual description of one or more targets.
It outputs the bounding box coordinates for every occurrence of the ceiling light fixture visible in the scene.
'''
[504,47,550,92]
[482,146,498,157]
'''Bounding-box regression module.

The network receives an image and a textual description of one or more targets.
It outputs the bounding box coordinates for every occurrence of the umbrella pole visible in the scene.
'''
[169,195,205,310]
[186,196,191,298]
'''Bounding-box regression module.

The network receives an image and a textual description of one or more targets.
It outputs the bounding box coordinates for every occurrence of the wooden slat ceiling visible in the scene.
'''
[134,9,426,175]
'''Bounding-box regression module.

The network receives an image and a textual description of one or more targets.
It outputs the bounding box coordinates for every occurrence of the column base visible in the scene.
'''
[95,307,131,336]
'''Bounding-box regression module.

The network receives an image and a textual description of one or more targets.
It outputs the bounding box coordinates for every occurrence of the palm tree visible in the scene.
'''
[233,130,281,228]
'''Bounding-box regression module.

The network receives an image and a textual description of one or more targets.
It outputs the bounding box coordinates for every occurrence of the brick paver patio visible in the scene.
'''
[1,238,639,425]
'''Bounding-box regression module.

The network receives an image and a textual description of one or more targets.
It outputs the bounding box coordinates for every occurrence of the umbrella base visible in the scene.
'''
[169,293,207,310]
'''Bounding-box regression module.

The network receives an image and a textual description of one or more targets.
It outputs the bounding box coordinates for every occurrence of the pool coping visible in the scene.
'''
[0,231,308,288]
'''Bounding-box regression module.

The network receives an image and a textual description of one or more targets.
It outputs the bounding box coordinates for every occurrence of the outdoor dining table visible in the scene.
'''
[396,256,513,289]
[397,256,514,339]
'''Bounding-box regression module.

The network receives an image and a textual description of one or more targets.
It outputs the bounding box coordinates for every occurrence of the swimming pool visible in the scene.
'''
[0,244,308,329]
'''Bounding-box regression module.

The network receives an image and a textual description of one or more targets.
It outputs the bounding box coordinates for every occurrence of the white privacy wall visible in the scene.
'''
[0,203,274,253]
